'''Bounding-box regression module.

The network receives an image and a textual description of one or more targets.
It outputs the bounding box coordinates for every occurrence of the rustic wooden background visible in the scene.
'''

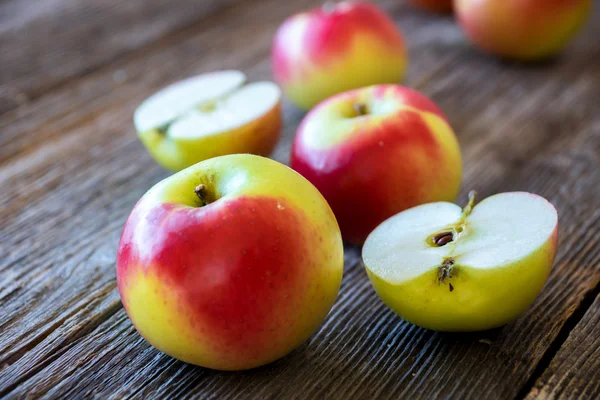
[1,0,599,398]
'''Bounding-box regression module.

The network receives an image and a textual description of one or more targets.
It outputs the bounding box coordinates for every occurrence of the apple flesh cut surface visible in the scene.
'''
[117,154,344,370]
[363,192,558,332]
[134,70,282,171]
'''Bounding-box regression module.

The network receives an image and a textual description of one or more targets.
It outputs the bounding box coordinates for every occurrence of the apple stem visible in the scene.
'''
[461,190,477,219]
[354,103,368,117]
[194,184,207,207]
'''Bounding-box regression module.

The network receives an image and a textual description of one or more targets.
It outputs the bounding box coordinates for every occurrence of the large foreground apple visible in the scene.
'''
[455,0,592,60]
[134,70,282,171]
[272,2,407,110]
[117,154,344,370]
[363,191,559,332]
[291,84,462,244]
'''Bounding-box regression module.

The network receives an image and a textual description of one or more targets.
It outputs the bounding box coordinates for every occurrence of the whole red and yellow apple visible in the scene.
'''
[409,0,453,13]
[272,1,407,110]
[455,0,592,60]
[117,154,344,370]
[291,84,462,245]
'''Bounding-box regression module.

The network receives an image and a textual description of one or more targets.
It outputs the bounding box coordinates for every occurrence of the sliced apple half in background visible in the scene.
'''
[362,191,558,332]
[134,70,282,171]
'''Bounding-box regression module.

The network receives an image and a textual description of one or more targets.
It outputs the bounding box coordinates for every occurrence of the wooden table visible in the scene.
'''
[1,0,599,398]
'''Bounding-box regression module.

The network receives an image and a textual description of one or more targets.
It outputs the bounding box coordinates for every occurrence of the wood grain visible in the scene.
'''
[0,0,241,114]
[526,293,600,399]
[1,0,599,398]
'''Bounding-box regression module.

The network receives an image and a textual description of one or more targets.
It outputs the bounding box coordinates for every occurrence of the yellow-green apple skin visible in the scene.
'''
[409,0,453,13]
[363,192,559,332]
[291,84,462,245]
[455,0,592,60]
[272,1,408,110]
[116,154,344,370]
[138,105,281,172]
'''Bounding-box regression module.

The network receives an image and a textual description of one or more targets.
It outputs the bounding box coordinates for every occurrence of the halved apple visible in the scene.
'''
[134,70,282,171]
[362,191,558,332]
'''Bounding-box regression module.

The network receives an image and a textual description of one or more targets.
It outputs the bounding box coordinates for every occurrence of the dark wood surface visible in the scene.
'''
[1,0,599,398]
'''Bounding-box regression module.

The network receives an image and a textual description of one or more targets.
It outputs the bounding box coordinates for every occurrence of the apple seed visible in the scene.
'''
[432,231,454,246]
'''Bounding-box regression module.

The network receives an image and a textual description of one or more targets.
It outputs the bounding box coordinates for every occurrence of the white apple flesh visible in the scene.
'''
[363,192,558,332]
[134,70,282,171]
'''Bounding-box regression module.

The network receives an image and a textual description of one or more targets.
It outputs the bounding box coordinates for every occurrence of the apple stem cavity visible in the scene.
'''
[353,103,368,117]
[194,184,207,207]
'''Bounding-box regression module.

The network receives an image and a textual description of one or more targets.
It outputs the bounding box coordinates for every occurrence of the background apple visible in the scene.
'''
[135,70,282,171]
[363,192,558,332]
[272,1,407,110]
[455,0,592,60]
[117,154,344,370]
[291,84,462,245]
[409,0,453,13]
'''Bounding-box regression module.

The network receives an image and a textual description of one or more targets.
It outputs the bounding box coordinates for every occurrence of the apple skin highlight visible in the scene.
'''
[272,2,407,110]
[117,155,344,370]
[455,0,592,60]
[291,85,462,245]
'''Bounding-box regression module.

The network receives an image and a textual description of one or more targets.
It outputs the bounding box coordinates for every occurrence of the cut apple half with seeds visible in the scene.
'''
[134,70,282,172]
[362,191,558,332]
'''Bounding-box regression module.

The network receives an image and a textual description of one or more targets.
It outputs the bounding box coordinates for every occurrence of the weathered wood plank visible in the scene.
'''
[1,1,599,399]
[0,0,241,114]
[0,1,331,393]
[0,0,315,164]
[526,293,600,399]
